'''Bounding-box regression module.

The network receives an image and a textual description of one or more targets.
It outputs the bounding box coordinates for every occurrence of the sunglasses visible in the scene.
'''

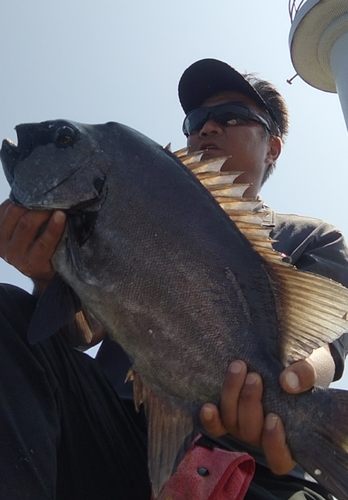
[182,102,273,136]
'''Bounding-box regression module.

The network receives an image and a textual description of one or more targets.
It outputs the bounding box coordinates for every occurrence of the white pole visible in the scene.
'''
[330,30,348,129]
[289,0,348,131]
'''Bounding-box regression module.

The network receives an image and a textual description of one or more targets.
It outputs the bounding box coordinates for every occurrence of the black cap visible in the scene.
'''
[178,58,279,129]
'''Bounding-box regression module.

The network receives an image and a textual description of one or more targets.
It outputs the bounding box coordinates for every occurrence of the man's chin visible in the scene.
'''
[201,148,224,161]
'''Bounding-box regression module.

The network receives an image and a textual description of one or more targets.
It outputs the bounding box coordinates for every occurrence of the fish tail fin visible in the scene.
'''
[289,387,348,500]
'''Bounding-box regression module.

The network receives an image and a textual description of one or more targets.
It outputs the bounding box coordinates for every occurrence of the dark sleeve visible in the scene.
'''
[0,283,151,500]
[272,217,348,380]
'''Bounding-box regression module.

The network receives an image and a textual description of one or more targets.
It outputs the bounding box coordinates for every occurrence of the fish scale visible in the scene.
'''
[2,119,348,499]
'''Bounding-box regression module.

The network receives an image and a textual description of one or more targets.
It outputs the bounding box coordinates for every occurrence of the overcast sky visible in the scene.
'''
[1,0,347,388]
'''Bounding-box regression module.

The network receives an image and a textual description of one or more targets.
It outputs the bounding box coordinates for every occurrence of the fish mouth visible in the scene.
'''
[2,137,18,150]
[1,138,20,183]
[1,121,103,212]
[1,126,38,185]
[1,133,106,213]
[1,121,81,183]
[8,189,106,214]
[1,124,38,164]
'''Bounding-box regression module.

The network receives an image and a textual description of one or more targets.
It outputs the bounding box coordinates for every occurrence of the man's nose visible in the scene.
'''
[198,119,224,136]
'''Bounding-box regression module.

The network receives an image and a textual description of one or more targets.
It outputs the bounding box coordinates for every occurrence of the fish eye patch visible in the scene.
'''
[54,125,79,148]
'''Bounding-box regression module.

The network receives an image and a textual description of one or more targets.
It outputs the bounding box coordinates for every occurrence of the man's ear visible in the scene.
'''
[266,136,282,164]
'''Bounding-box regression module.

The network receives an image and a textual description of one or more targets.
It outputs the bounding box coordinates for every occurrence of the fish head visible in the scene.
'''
[0,119,109,210]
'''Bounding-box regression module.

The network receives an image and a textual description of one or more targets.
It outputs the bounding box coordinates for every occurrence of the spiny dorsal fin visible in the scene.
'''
[175,148,348,366]
[173,146,190,159]
[190,157,232,174]
[179,151,204,165]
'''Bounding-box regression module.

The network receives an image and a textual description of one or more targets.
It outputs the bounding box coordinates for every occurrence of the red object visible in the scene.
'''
[155,436,255,500]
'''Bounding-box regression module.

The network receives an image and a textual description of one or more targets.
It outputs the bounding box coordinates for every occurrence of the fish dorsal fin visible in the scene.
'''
[131,371,195,498]
[177,149,348,366]
[269,261,348,364]
[173,146,190,158]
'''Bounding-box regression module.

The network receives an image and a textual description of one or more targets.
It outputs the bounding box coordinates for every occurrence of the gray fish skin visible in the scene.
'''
[2,119,348,500]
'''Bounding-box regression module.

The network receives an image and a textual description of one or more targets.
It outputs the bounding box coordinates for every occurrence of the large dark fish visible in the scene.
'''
[2,119,348,499]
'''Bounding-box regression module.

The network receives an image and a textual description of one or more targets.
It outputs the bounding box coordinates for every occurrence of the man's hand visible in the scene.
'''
[200,350,333,476]
[0,199,66,293]
[0,199,106,347]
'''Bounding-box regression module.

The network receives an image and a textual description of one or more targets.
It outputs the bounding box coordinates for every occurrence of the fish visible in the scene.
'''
[2,119,348,499]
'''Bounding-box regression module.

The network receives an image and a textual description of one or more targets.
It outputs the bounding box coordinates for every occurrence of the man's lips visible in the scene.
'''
[198,141,220,151]
[198,142,223,160]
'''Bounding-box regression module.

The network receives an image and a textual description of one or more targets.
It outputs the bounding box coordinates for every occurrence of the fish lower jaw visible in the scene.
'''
[3,138,17,148]
[9,192,72,211]
[9,186,81,211]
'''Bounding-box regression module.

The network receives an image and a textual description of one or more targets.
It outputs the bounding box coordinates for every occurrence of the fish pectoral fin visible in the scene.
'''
[270,260,348,365]
[68,211,99,247]
[132,372,196,499]
[65,216,96,282]
[66,306,100,346]
[27,274,82,344]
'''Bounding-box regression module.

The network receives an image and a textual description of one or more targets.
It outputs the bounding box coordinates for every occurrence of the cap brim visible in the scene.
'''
[178,58,267,114]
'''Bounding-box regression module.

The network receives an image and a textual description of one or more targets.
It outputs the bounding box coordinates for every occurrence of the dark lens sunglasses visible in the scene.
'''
[182,102,273,136]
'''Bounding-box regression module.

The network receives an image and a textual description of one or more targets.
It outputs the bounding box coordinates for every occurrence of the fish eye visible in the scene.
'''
[54,125,77,147]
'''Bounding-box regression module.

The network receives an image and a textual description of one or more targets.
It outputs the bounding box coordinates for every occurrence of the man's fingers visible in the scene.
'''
[26,211,66,264]
[200,403,226,436]
[9,210,52,251]
[0,201,27,256]
[0,202,66,284]
[0,199,14,222]
[237,372,263,447]
[262,413,296,475]
[4,208,52,267]
[199,359,298,476]
[21,210,66,285]
[200,362,264,446]
[219,360,248,436]
[200,360,247,437]
[280,359,316,394]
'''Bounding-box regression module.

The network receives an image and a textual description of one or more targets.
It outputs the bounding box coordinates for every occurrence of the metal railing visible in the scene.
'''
[289,0,307,21]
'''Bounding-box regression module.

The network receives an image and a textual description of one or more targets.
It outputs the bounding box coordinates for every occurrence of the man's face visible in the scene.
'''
[186,91,281,198]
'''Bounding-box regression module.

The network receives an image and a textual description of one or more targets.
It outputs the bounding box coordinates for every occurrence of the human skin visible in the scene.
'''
[186,91,282,197]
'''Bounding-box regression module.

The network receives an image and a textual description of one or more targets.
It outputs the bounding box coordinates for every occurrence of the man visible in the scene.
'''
[0,58,347,499]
